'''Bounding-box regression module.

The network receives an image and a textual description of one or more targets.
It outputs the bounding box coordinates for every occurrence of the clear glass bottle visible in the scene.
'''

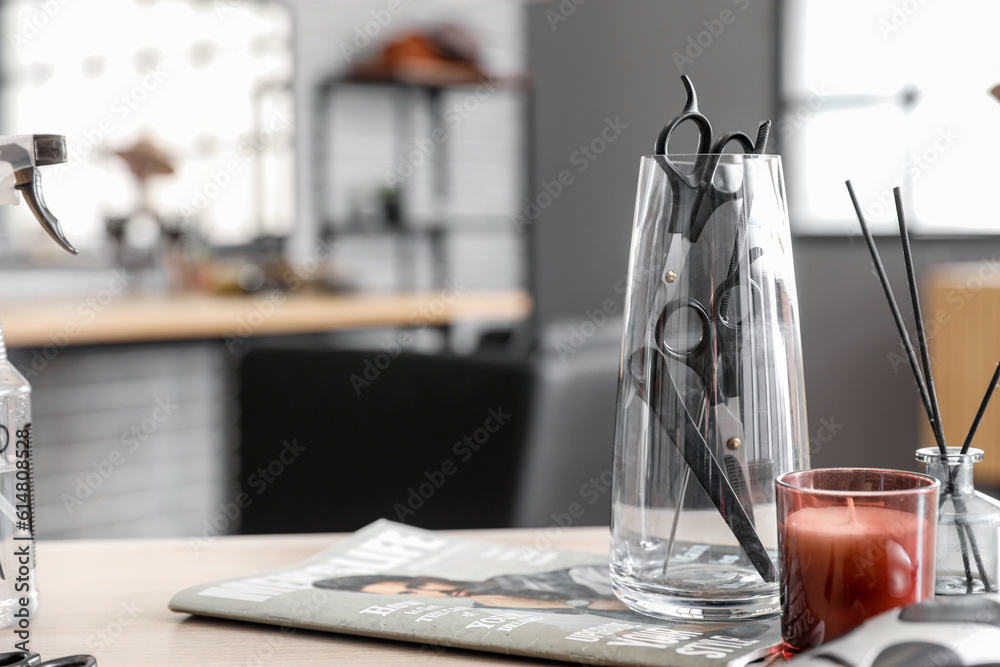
[916,446,1000,595]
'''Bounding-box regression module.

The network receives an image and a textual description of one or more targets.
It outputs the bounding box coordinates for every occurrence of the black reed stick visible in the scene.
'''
[963,512,995,592]
[870,184,988,592]
[955,521,975,593]
[890,187,987,588]
[962,362,1000,455]
[893,187,948,455]
[845,181,944,452]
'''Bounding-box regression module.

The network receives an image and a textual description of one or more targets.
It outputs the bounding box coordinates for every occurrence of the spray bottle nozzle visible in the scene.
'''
[31,134,67,166]
[0,135,76,255]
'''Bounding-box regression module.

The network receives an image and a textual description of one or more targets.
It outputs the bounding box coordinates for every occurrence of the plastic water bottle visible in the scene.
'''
[0,134,78,631]
[0,319,37,629]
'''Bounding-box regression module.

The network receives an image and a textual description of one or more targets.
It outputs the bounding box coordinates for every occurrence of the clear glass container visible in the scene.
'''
[610,154,809,620]
[916,446,1000,595]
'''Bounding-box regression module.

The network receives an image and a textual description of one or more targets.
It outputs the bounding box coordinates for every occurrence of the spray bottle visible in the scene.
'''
[0,134,76,626]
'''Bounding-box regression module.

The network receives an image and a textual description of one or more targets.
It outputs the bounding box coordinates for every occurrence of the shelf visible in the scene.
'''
[313,68,533,296]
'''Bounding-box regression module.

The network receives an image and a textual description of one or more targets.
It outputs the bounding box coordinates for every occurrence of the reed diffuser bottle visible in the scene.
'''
[848,182,1000,596]
[917,446,1000,595]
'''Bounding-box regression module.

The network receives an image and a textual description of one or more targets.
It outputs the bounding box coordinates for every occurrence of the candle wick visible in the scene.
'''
[847,497,858,524]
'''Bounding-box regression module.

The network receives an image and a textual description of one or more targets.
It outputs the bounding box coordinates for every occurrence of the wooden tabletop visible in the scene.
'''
[30,527,609,666]
[0,289,532,348]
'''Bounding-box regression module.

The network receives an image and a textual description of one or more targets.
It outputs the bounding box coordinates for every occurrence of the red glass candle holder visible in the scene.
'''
[776,468,939,652]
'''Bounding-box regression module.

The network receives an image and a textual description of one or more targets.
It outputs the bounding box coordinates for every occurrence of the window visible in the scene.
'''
[0,0,294,260]
[782,0,1000,235]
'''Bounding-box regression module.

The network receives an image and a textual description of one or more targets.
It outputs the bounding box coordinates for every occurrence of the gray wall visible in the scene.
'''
[526,0,779,321]
[526,0,1000,474]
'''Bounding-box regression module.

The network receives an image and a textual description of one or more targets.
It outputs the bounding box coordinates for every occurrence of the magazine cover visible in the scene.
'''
[169,520,781,666]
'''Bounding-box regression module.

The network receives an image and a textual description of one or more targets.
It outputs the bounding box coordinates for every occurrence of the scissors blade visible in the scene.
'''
[636,349,775,582]
[659,232,689,301]
[714,401,755,524]
[656,200,737,309]
[686,156,748,244]
[654,163,747,305]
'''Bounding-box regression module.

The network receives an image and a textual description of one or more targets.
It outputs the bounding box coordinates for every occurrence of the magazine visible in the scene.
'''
[169,520,781,666]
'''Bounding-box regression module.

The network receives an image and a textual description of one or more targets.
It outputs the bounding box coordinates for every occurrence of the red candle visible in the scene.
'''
[777,469,938,652]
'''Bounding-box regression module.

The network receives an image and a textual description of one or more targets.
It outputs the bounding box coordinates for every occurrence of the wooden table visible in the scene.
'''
[30,528,608,666]
[0,290,532,348]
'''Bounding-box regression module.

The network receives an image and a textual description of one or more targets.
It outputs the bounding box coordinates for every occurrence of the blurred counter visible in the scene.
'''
[7,287,532,539]
[0,289,532,348]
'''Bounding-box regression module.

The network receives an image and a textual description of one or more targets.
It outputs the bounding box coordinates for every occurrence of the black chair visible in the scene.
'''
[237,348,533,533]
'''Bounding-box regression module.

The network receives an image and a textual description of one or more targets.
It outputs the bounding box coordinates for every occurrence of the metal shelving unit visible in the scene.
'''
[311,74,534,295]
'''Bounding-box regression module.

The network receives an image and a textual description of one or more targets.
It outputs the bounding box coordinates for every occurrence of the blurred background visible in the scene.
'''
[2,0,1000,539]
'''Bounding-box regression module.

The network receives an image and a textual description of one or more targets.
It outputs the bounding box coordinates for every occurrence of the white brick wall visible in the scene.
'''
[23,343,231,539]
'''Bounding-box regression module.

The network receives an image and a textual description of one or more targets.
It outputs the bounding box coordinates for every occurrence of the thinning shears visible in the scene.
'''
[629,341,773,582]
[655,244,762,524]
[636,242,768,580]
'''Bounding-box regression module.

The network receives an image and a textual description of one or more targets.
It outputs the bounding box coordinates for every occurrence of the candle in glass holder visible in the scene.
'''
[777,468,938,652]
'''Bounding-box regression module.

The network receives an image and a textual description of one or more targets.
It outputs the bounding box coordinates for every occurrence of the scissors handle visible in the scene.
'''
[655,279,745,408]
[0,652,96,667]
[654,75,713,156]
[37,657,96,667]
[0,651,37,666]
[654,298,724,409]
[653,76,716,194]
[656,298,709,358]
[710,131,755,155]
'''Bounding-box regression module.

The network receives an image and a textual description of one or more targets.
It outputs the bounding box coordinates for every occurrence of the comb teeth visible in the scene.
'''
[753,120,771,155]
[724,454,755,525]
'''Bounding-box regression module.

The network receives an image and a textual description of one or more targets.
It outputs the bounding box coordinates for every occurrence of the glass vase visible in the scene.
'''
[916,446,1000,595]
[610,154,810,620]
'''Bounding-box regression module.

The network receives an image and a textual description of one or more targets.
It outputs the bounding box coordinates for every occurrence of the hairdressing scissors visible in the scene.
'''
[654,244,762,524]
[626,76,776,581]
[652,75,758,304]
[627,342,774,582]
[0,651,96,666]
